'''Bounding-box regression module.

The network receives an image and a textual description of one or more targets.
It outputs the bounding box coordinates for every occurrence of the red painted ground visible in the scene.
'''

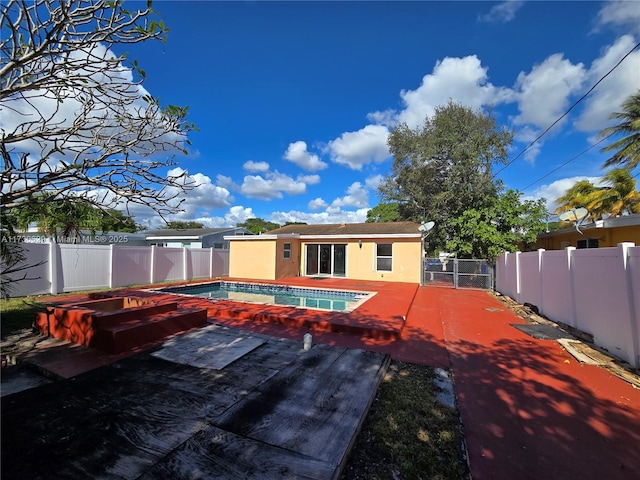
[34,280,640,480]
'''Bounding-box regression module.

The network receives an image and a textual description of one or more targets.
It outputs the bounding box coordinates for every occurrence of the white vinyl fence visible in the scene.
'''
[4,243,229,297]
[496,243,640,368]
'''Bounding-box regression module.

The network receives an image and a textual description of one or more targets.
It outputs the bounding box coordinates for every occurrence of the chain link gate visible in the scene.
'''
[422,258,494,290]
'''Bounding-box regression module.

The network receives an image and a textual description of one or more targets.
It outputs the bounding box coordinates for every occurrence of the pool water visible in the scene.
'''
[157,281,373,312]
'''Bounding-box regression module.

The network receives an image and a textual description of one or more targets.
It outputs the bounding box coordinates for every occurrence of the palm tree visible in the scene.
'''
[600,91,640,171]
[588,168,640,217]
[555,168,640,220]
[554,179,599,220]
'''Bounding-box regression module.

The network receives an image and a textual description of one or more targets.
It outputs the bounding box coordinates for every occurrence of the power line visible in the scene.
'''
[520,134,613,191]
[494,41,640,178]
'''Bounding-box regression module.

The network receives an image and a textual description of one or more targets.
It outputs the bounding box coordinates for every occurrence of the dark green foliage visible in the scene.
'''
[366,203,401,223]
[237,218,281,234]
[162,221,205,229]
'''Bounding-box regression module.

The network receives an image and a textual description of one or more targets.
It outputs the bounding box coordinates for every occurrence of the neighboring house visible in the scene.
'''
[145,227,253,249]
[226,222,423,283]
[17,229,148,246]
[531,214,640,251]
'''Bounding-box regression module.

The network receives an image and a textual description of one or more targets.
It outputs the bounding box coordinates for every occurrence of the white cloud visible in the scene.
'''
[392,56,514,129]
[163,167,233,213]
[594,0,640,35]
[365,174,383,190]
[283,141,328,171]
[308,197,328,210]
[243,160,270,172]
[240,171,310,200]
[297,174,321,185]
[326,124,391,170]
[513,53,586,129]
[574,35,640,133]
[331,181,369,208]
[478,1,526,23]
[530,175,604,213]
[270,208,370,225]
[217,174,240,190]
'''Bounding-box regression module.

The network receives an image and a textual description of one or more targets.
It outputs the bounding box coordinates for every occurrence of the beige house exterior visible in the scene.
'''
[226,222,423,283]
[530,215,640,251]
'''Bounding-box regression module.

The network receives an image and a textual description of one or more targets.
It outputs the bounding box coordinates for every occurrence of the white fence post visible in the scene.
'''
[209,247,214,279]
[109,244,115,288]
[150,245,156,284]
[538,249,545,313]
[515,251,521,304]
[49,242,58,294]
[566,246,577,328]
[620,242,639,368]
[183,247,188,281]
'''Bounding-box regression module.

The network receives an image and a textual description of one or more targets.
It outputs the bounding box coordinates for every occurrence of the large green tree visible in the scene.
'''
[366,203,401,223]
[237,218,281,234]
[600,91,640,171]
[446,190,547,259]
[379,101,514,253]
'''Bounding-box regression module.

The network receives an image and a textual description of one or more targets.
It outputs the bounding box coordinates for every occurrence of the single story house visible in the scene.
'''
[530,214,640,250]
[226,222,423,283]
[145,227,253,249]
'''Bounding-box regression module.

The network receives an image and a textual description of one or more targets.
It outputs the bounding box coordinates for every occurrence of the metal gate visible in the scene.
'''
[422,257,493,290]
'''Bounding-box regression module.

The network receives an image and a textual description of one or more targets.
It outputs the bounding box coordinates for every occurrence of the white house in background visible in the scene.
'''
[144,227,253,249]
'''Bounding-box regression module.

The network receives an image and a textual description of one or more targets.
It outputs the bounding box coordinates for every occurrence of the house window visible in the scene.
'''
[284,243,291,259]
[577,238,599,249]
[376,243,392,271]
[213,242,225,249]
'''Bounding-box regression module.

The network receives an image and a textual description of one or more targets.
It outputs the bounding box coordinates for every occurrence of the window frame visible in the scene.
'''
[283,242,292,259]
[375,242,393,272]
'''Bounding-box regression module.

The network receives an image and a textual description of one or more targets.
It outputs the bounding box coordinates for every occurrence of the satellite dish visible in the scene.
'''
[558,208,588,234]
[419,221,435,233]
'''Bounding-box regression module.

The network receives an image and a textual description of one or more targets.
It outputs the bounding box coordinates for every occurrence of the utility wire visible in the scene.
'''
[520,134,613,191]
[494,41,640,178]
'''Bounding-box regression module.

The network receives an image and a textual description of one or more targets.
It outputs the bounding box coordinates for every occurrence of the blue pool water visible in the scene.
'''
[158,281,373,312]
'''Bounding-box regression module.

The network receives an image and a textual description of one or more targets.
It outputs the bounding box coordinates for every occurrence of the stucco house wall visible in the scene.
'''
[228,238,276,279]
[227,222,423,284]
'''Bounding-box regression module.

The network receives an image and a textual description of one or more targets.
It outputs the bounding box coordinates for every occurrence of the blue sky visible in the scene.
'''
[121,1,640,228]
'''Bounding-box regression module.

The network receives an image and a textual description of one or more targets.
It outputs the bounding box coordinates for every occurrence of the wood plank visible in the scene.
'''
[151,326,266,370]
[139,425,336,480]
[214,346,389,465]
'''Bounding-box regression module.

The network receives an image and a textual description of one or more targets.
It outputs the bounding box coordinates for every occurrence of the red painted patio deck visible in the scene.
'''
[8,278,640,480]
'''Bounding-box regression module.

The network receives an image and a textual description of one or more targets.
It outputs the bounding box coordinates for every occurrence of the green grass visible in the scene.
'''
[340,361,469,480]
[0,296,47,337]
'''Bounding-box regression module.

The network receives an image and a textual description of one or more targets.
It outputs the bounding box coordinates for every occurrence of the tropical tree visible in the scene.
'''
[1,0,195,295]
[554,168,640,220]
[446,190,547,260]
[162,221,205,230]
[600,91,640,171]
[237,218,281,234]
[1,0,196,218]
[378,100,513,250]
[366,203,401,223]
[11,193,141,239]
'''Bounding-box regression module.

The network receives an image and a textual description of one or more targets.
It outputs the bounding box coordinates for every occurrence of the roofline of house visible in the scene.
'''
[225,233,421,241]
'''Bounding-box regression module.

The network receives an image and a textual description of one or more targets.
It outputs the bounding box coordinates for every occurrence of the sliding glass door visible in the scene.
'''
[305,244,346,277]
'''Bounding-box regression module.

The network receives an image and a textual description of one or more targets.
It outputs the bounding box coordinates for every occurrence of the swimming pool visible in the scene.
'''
[155,281,375,312]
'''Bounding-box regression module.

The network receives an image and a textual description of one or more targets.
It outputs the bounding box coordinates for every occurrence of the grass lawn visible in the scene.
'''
[0,296,46,337]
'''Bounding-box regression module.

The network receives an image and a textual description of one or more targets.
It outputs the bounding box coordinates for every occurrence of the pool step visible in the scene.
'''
[208,302,404,340]
[35,298,208,354]
[93,308,208,354]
